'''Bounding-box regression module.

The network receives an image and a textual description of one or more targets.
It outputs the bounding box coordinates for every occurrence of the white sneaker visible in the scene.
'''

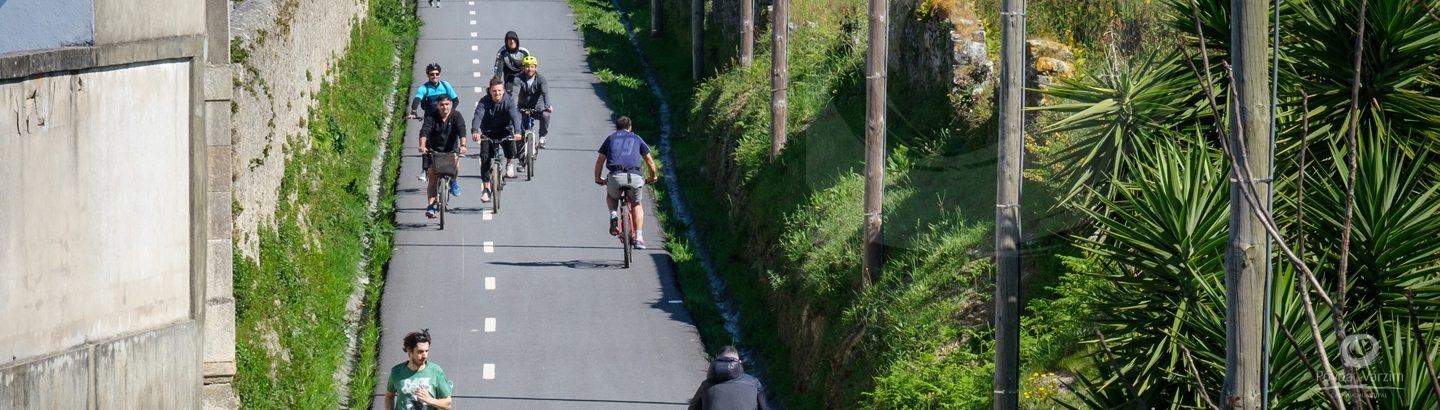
[539,136,547,148]
[481,189,492,203]
[418,173,427,182]
[506,162,517,178]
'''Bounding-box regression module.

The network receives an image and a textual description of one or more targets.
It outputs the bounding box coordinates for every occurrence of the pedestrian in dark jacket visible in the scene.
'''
[689,346,769,410]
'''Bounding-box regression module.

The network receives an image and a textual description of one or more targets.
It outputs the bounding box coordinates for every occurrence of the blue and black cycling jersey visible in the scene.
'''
[411,80,459,115]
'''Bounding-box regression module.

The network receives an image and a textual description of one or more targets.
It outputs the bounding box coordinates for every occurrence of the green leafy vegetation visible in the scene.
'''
[1034,0,1440,407]
[231,1,418,408]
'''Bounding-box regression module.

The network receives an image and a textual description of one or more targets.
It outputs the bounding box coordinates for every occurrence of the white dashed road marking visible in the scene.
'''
[474,86,483,93]
[473,72,482,77]
[471,45,479,51]
[485,318,496,332]
[469,10,476,14]
[483,241,494,253]
[470,20,477,25]
[470,32,478,38]
[485,277,496,290]
[482,209,492,220]
[472,58,481,65]
[483,364,495,379]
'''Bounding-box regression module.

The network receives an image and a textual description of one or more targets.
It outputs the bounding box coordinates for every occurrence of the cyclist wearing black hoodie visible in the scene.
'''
[688,346,769,410]
[493,31,531,85]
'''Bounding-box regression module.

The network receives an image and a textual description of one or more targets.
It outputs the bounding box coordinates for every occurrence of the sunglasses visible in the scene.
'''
[427,72,440,76]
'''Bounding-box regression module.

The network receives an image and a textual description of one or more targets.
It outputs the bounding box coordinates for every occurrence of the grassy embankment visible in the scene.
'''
[231,1,417,408]
[568,0,1161,407]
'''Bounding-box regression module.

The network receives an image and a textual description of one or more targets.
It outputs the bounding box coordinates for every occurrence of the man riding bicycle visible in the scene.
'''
[592,116,658,249]
[493,31,531,85]
[418,95,468,218]
[471,77,523,203]
[409,63,459,182]
[508,55,553,149]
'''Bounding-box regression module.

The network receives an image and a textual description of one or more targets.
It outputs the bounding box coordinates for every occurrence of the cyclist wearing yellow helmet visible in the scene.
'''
[493,31,531,85]
[508,55,553,149]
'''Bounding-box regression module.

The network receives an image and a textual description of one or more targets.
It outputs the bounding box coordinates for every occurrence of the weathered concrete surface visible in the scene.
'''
[0,62,193,362]
[1,0,218,407]
[94,0,205,46]
[0,0,95,56]
[0,348,89,409]
[229,0,366,259]
[94,321,202,408]
[0,321,201,408]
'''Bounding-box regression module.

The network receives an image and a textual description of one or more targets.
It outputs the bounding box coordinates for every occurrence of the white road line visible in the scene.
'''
[470,20,477,25]
[474,86,482,93]
[484,318,496,332]
[482,209,492,220]
[473,72,481,77]
[482,363,495,379]
[468,1,475,4]
[471,45,479,51]
[472,58,481,65]
[470,32,478,38]
[469,10,476,15]
[483,241,494,253]
[485,277,496,290]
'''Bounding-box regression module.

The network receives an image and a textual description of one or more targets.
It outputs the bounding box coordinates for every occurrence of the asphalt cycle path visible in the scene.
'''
[373,1,707,408]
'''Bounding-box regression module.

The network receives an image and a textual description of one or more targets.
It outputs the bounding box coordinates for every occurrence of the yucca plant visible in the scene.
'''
[1300,132,1440,326]
[1032,52,1207,206]
[1062,137,1230,409]
[1279,0,1440,156]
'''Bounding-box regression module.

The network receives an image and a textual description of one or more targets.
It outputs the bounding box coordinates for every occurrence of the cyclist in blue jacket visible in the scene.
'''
[410,63,459,182]
[592,116,658,249]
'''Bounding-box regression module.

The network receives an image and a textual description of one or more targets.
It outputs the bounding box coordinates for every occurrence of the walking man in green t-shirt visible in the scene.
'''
[385,329,454,410]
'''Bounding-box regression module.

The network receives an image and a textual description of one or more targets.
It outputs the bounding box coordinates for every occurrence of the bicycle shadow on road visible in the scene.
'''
[488,259,626,270]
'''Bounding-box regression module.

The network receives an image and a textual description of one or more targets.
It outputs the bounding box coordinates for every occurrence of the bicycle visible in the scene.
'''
[479,138,506,213]
[426,151,461,229]
[518,108,542,181]
[617,185,635,268]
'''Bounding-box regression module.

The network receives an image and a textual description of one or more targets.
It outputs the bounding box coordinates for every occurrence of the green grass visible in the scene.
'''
[569,0,1117,407]
[231,1,417,408]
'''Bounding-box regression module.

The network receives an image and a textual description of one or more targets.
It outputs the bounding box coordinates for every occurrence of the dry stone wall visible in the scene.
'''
[229,0,367,259]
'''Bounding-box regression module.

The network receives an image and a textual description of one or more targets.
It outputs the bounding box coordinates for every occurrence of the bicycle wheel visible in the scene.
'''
[437,175,449,230]
[525,131,536,181]
[491,159,502,213]
[621,191,633,268]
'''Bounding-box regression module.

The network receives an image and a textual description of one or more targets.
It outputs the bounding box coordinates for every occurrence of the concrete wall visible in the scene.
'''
[0,0,95,55]
[0,62,193,361]
[0,0,226,406]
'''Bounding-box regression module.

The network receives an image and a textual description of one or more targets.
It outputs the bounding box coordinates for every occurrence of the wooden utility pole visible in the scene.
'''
[993,0,1025,407]
[769,0,788,159]
[1223,0,1271,407]
[692,0,705,81]
[860,0,887,286]
[740,0,754,67]
[651,0,662,36]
